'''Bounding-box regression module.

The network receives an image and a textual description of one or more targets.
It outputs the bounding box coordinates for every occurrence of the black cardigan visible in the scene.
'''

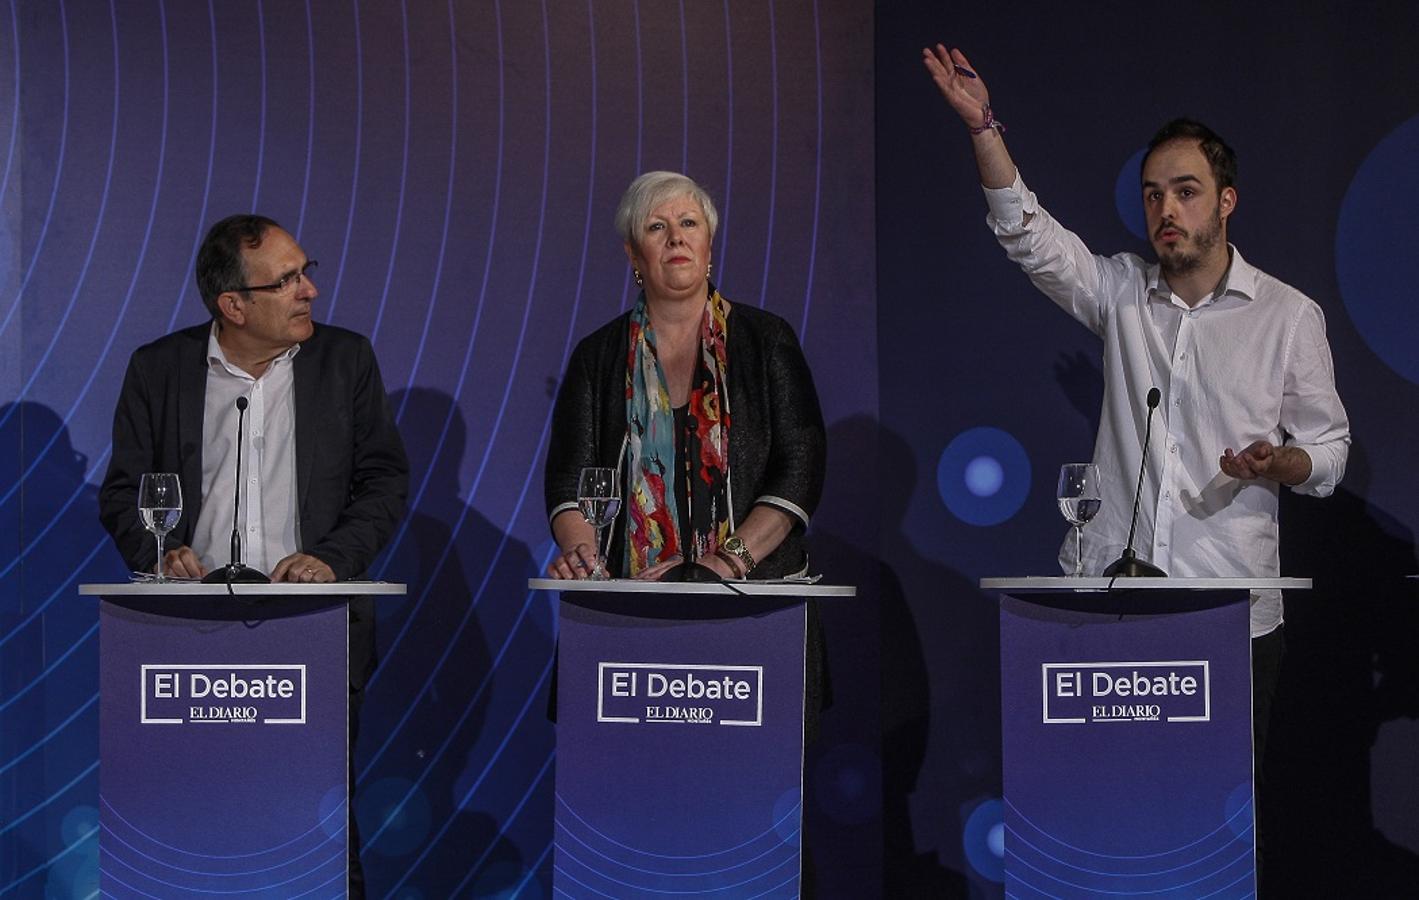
[545,302,826,578]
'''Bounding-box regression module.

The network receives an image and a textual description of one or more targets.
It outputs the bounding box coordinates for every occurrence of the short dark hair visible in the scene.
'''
[194,214,281,318]
[1143,119,1237,193]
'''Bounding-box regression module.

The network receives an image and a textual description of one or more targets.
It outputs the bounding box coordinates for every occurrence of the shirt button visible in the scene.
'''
[1164,491,1172,500]
[1170,444,1179,454]
[1179,352,1187,360]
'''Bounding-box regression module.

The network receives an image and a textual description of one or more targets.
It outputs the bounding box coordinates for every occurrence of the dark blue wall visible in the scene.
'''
[878,2,1419,897]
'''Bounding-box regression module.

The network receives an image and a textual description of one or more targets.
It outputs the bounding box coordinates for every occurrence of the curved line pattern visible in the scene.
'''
[554,844,798,897]
[754,0,779,310]
[3,7,858,896]
[251,0,268,212]
[1006,796,1253,861]
[365,0,412,345]
[0,0,68,346]
[797,0,823,342]
[322,0,367,323]
[99,794,344,861]
[1005,843,1254,897]
[1005,821,1251,880]
[555,794,801,861]
[555,816,800,879]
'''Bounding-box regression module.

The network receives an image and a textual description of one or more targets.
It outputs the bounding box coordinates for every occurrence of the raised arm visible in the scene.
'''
[921,44,1021,193]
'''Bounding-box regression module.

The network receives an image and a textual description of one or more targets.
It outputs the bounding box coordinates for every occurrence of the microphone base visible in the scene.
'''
[1102,551,1167,578]
[201,564,271,585]
[660,562,723,583]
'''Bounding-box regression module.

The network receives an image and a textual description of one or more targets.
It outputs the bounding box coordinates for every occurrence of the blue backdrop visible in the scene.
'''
[4,1,1418,898]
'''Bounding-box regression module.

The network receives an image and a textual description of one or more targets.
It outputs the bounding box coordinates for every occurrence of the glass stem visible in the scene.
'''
[591,525,606,579]
[156,533,166,582]
[1073,525,1084,577]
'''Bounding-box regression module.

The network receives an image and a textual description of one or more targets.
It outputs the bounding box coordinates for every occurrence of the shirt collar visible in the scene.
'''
[1147,243,1258,307]
[206,321,301,376]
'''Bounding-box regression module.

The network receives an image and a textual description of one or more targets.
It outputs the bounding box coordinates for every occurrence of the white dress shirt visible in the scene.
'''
[191,323,301,574]
[985,173,1350,636]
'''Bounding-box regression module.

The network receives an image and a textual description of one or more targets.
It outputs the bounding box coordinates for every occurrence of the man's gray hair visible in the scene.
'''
[614,171,719,247]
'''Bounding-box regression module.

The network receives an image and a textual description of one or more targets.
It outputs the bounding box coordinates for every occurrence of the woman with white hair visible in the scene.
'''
[545,170,826,582]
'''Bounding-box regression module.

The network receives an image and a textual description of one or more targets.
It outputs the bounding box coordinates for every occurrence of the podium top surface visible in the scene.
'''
[527,578,855,597]
[79,582,407,596]
[980,576,1310,592]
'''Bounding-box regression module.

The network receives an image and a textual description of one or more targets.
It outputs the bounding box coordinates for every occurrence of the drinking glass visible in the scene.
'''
[1057,463,1102,578]
[138,473,183,582]
[577,467,621,580]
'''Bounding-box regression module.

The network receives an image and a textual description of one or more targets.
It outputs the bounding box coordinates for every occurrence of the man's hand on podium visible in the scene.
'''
[271,553,335,584]
[161,546,208,579]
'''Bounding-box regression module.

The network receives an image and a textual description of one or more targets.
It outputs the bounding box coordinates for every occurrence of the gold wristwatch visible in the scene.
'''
[720,535,756,575]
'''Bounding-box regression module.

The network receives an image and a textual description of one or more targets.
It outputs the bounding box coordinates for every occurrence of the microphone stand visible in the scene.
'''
[202,396,270,585]
[1103,388,1168,578]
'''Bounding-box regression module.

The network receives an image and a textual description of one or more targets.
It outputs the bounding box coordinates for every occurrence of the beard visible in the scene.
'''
[1156,205,1224,278]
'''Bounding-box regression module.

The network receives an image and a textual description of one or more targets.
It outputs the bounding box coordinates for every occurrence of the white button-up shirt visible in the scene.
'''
[191,323,301,574]
[985,174,1350,636]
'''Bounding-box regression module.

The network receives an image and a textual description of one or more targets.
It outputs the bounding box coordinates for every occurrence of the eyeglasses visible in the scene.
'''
[237,260,318,294]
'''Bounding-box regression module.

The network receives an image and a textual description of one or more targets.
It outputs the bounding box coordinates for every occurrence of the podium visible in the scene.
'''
[981,576,1309,899]
[79,581,405,899]
[529,578,854,899]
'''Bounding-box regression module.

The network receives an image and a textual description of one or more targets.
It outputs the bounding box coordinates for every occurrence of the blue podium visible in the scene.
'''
[530,579,853,899]
[80,581,404,899]
[981,576,1310,899]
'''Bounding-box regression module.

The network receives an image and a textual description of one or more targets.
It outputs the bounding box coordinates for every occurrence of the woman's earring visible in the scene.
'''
[633,268,644,287]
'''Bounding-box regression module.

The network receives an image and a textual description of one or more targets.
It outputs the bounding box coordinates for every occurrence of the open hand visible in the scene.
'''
[921,44,991,129]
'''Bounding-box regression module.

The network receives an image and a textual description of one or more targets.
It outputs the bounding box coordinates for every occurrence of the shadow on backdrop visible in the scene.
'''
[357,387,553,896]
[1,402,123,896]
[807,414,888,897]
[1274,442,1419,897]
[824,417,998,898]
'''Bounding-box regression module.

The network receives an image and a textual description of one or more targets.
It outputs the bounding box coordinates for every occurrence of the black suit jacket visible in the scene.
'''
[98,321,409,689]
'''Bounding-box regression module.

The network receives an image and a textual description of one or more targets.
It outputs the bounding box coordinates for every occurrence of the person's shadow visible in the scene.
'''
[1,401,125,893]
[1271,443,1419,897]
[357,387,552,895]
[811,415,979,898]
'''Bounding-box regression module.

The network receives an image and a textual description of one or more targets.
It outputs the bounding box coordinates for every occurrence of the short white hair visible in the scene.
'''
[614,171,719,247]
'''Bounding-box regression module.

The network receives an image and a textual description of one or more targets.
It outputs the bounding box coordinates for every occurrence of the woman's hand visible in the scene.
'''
[547,542,599,579]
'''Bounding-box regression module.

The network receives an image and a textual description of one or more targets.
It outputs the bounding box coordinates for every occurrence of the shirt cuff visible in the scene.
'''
[983,171,1037,233]
[1285,442,1342,497]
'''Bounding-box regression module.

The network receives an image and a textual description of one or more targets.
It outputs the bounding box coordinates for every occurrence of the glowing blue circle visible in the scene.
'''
[1337,115,1419,385]
[472,861,540,899]
[962,797,1005,883]
[358,777,433,857]
[772,788,803,844]
[1114,147,1147,241]
[319,784,348,838]
[964,456,1004,497]
[1225,781,1254,839]
[937,428,1032,526]
[60,804,98,844]
[813,742,881,826]
[987,822,1005,858]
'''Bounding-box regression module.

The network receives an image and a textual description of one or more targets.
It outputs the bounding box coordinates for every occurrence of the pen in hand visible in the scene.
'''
[954,64,977,79]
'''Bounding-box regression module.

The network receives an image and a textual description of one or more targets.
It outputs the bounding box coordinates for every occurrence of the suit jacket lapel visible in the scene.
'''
[293,329,318,516]
[178,325,208,544]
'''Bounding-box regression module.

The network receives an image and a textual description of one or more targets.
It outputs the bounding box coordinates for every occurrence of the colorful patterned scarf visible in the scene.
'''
[623,289,732,575]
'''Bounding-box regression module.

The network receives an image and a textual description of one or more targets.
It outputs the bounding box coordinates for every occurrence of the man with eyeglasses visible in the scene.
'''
[98,214,409,897]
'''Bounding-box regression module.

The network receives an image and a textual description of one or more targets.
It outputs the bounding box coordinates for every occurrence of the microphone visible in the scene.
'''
[201,396,270,585]
[1102,387,1168,578]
